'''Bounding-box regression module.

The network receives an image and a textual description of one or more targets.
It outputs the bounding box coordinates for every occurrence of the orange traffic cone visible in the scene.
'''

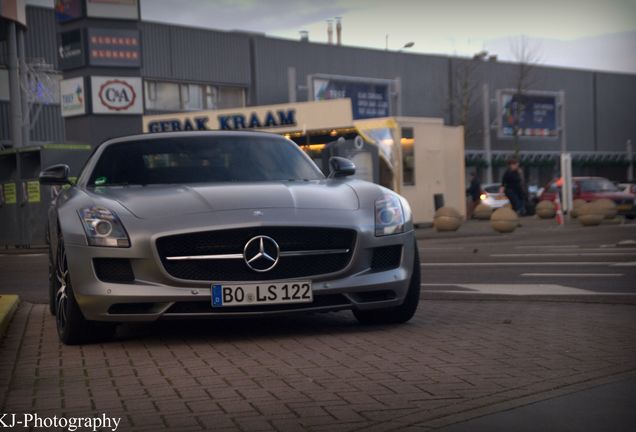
[555,193,564,225]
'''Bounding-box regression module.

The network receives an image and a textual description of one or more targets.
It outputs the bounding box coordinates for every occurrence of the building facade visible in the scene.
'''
[2,5,636,184]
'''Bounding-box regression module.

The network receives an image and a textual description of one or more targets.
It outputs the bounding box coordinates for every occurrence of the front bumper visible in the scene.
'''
[65,230,416,322]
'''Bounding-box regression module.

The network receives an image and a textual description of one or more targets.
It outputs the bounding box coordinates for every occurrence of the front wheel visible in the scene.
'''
[55,234,115,345]
[354,244,421,325]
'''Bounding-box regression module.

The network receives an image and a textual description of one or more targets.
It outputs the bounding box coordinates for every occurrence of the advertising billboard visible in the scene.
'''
[312,77,391,120]
[60,77,86,117]
[54,0,82,23]
[497,90,559,138]
[91,76,143,115]
[86,0,139,20]
[58,29,86,70]
[87,28,141,68]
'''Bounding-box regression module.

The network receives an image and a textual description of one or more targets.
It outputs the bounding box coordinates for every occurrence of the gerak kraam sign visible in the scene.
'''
[147,110,296,132]
[91,76,143,114]
[143,99,355,134]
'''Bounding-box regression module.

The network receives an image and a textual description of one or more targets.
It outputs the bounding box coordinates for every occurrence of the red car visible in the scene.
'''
[539,176,636,217]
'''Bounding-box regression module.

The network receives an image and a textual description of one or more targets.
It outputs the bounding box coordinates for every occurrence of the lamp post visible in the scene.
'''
[399,41,415,52]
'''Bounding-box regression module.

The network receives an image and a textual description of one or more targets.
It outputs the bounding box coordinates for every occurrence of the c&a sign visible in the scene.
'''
[91,76,143,115]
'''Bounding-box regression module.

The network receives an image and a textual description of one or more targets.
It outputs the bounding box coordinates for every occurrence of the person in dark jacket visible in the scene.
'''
[500,159,525,214]
[466,172,482,218]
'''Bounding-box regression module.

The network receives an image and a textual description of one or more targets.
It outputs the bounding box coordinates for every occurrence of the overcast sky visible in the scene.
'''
[29,0,636,74]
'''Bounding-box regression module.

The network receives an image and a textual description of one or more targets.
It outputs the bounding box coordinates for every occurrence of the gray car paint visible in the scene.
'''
[47,131,416,322]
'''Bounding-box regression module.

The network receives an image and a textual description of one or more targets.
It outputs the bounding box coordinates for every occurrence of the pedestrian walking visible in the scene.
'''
[466,172,482,218]
[500,159,525,215]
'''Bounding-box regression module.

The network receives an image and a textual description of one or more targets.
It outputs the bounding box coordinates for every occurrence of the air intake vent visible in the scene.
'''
[93,258,134,283]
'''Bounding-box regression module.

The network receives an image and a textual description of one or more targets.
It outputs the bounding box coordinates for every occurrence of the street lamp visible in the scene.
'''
[398,42,415,52]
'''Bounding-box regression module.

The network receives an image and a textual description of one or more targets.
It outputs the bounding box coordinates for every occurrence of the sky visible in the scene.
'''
[29,0,636,74]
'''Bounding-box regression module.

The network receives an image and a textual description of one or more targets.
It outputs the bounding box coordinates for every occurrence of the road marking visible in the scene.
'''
[490,253,635,257]
[0,253,46,258]
[515,245,580,249]
[422,262,614,267]
[611,262,636,267]
[421,283,631,296]
[521,273,623,277]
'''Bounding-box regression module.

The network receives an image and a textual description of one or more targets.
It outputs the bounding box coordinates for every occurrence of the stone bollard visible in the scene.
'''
[592,198,617,219]
[535,200,556,219]
[570,199,586,218]
[491,207,519,233]
[473,203,493,220]
[578,202,604,226]
[433,206,462,232]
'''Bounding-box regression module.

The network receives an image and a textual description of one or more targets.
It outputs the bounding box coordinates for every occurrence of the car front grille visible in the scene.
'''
[156,227,356,281]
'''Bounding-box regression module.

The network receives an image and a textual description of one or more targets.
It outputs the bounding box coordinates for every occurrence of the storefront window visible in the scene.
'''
[145,80,245,112]
[401,127,415,185]
[181,84,203,111]
[145,81,180,111]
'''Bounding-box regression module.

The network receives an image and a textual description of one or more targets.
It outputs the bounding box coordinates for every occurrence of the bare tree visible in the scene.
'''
[509,36,543,152]
[448,56,483,145]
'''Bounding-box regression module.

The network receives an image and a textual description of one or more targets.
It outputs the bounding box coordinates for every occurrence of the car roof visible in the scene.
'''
[99,130,288,147]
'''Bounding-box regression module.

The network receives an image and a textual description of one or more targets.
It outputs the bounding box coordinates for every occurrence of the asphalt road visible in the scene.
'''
[419,221,636,296]
[2,220,635,303]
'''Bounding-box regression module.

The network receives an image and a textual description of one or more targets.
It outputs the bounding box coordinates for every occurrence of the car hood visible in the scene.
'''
[88,181,360,219]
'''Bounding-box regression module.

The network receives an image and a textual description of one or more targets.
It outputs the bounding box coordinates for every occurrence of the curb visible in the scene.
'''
[0,295,20,338]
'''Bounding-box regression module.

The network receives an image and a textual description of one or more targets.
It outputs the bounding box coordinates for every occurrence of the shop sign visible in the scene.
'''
[497,90,559,138]
[58,29,86,70]
[87,28,141,68]
[147,109,296,132]
[86,0,139,20]
[91,76,143,114]
[60,77,86,117]
[55,0,83,23]
[27,181,40,203]
[3,183,17,205]
[313,78,390,120]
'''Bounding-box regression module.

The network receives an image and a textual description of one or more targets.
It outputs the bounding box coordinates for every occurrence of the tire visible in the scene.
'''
[354,244,421,325]
[55,233,115,345]
[48,240,57,316]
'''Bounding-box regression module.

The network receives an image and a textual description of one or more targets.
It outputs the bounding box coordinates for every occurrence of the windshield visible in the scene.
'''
[579,178,619,193]
[87,136,324,186]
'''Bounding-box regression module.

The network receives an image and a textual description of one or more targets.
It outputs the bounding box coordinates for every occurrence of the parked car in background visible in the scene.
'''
[479,183,510,209]
[618,182,636,195]
[540,176,636,217]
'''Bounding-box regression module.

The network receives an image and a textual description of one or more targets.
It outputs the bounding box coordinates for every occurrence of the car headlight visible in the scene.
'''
[78,206,130,247]
[375,194,405,236]
[480,193,487,200]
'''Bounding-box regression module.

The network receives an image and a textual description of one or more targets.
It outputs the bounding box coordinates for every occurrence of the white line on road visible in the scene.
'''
[521,273,623,277]
[421,262,615,267]
[514,245,581,249]
[421,283,631,296]
[490,253,636,257]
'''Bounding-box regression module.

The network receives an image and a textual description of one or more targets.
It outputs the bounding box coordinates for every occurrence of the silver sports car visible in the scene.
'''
[40,131,420,345]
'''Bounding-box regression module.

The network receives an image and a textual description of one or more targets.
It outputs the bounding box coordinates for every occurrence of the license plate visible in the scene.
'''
[211,281,313,307]
[617,204,632,211]
[495,194,506,200]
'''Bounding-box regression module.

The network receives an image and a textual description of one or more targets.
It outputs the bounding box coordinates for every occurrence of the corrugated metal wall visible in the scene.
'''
[140,22,251,85]
[596,72,636,152]
[251,36,450,121]
[1,6,635,157]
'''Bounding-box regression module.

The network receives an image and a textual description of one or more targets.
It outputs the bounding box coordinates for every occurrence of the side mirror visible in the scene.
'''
[39,164,71,185]
[329,156,356,178]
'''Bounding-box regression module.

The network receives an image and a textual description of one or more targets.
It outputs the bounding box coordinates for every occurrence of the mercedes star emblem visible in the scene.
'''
[243,235,280,272]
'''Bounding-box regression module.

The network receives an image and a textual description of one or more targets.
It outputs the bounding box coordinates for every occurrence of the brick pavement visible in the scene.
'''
[1,300,635,431]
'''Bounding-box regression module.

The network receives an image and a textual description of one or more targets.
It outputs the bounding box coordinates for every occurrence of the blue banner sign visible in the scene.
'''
[314,78,390,120]
[500,92,558,138]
